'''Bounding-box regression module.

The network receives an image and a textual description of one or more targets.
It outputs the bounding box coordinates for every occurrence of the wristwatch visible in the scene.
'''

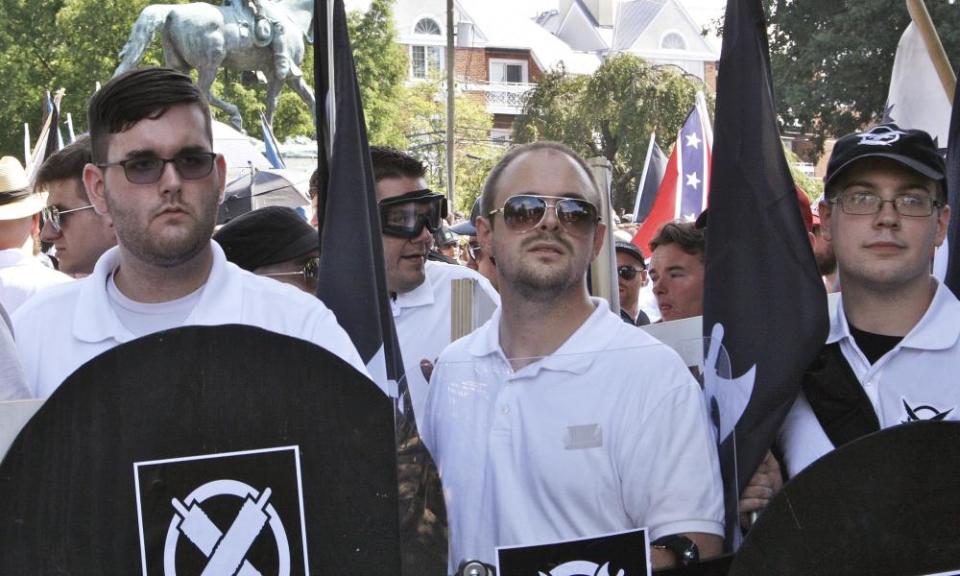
[652,534,700,568]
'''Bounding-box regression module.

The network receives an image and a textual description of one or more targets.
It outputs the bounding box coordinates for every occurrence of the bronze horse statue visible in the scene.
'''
[114,0,315,132]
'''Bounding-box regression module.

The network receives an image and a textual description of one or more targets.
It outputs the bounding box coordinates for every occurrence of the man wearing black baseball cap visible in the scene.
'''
[779,123,959,478]
[615,240,650,326]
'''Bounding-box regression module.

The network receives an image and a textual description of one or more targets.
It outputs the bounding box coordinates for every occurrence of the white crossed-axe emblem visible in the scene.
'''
[164,479,291,576]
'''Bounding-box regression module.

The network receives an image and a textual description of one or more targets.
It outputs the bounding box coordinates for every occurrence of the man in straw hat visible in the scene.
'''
[0,156,71,314]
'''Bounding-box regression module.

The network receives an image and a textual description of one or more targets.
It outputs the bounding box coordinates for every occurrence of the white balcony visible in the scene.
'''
[462,81,536,116]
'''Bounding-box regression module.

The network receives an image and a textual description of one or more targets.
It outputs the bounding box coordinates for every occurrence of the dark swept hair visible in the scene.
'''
[480,141,599,227]
[35,135,92,200]
[649,221,705,260]
[369,146,426,183]
[87,67,212,163]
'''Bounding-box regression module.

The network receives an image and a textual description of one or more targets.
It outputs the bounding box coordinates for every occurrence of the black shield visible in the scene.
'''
[0,325,399,574]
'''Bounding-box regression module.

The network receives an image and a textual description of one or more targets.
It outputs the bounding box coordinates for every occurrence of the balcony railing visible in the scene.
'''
[462,81,536,115]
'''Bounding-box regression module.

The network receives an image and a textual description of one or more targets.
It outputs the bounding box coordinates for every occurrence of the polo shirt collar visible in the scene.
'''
[830,280,960,351]
[0,248,32,267]
[468,297,616,378]
[73,241,240,344]
[392,261,436,313]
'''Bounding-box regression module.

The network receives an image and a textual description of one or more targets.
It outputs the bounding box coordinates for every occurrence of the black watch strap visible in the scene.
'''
[652,534,700,567]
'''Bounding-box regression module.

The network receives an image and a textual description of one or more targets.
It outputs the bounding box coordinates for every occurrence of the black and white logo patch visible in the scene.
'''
[858,125,906,146]
[134,446,309,576]
[901,398,955,424]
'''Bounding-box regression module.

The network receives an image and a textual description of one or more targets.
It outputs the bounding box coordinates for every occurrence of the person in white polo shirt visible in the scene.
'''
[0,156,71,313]
[12,67,367,398]
[422,141,723,573]
[779,123,959,477]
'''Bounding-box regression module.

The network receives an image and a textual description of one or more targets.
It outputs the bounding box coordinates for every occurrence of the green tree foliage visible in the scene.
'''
[401,81,499,215]
[0,0,408,157]
[764,0,960,149]
[514,55,709,212]
[349,0,408,148]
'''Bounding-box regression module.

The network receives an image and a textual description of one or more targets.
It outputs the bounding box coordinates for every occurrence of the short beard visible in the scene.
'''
[106,189,217,268]
[501,232,584,303]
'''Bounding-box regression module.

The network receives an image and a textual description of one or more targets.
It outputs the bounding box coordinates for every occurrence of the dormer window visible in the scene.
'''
[661,32,686,51]
[414,18,442,36]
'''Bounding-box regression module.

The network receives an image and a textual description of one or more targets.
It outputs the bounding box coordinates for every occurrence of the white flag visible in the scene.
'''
[885,22,951,146]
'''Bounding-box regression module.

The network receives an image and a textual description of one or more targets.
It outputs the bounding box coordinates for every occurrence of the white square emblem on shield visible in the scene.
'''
[133,445,309,575]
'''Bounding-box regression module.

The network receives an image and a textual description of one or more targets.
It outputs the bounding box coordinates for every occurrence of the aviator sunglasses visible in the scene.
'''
[98,151,218,184]
[379,189,448,239]
[41,204,95,233]
[488,194,599,236]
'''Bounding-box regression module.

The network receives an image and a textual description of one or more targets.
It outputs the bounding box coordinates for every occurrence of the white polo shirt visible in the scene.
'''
[13,242,369,398]
[392,260,499,419]
[779,281,960,477]
[0,248,72,314]
[422,298,723,571]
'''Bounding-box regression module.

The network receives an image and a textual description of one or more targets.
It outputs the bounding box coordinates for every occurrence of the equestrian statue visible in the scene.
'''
[114,0,315,132]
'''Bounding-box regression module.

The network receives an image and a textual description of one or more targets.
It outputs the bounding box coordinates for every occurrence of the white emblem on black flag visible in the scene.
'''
[495,528,648,576]
[134,446,309,575]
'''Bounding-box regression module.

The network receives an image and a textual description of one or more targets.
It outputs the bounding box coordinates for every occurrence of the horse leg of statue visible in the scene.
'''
[263,74,285,128]
[197,67,244,132]
[286,76,317,132]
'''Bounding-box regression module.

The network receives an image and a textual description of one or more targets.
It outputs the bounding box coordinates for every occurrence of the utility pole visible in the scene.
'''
[445,0,456,209]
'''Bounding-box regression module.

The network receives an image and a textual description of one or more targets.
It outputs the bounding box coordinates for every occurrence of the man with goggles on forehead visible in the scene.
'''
[422,142,723,573]
[12,67,367,399]
[35,136,117,278]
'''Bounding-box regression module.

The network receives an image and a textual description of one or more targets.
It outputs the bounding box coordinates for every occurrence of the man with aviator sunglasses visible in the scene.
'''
[35,136,117,278]
[422,142,723,572]
[12,67,367,398]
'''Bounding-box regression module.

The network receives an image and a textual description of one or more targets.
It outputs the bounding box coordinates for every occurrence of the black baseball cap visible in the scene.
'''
[615,240,646,268]
[451,198,481,236]
[824,123,945,192]
[214,206,317,271]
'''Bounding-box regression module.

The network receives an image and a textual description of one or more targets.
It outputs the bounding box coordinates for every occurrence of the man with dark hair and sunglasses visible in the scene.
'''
[779,123,959,478]
[614,240,651,326]
[35,135,117,278]
[12,67,366,398]
[422,141,723,572]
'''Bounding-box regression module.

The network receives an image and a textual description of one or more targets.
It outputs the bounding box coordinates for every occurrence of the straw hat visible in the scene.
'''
[0,156,45,221]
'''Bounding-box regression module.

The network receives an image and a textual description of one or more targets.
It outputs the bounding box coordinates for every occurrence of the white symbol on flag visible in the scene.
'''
[164,479,291,576]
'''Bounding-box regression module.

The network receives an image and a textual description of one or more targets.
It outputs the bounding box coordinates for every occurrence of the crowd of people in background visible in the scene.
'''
[0,66,956,574]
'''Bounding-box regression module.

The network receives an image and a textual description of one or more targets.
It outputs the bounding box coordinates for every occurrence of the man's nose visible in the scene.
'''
[40,218,61,241]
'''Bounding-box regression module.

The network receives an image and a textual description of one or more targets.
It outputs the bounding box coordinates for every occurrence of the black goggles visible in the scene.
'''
[617,265,645,281]
[488,194,599,236]
[379,189,447,238]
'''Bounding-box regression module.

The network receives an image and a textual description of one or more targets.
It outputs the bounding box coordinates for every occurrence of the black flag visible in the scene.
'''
[314,3,447,573]
[703,0,828,546]
[942,73,960,297]
[314,0,402,389]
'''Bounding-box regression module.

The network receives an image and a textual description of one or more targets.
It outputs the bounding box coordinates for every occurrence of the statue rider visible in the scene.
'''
[226,0,298,80]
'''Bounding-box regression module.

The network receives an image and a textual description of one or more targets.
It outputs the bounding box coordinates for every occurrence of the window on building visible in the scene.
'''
[414,17,442,36]
[411,17,443,79]
[661,32,687,50]
[411,45,443,79]
[489,60,528,84]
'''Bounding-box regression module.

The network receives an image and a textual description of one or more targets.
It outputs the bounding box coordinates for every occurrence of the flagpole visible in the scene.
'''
[906,0,955,103]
